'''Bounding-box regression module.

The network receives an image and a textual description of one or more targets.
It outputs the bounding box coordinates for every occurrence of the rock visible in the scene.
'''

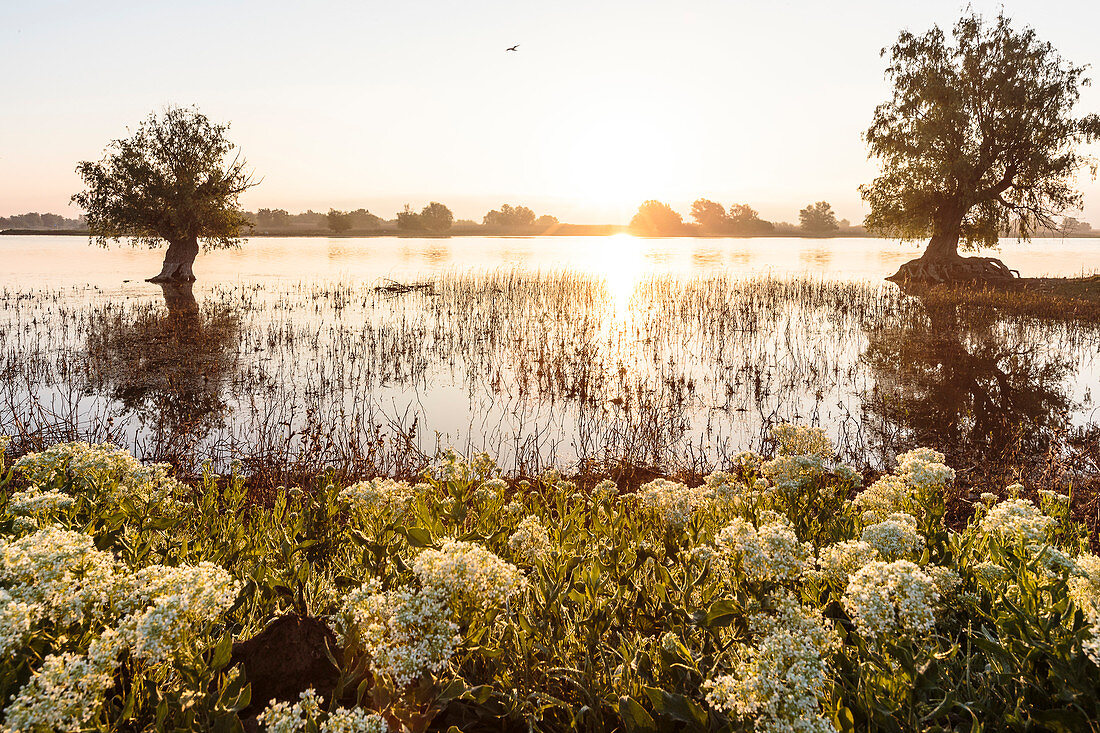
[231,614,341,722]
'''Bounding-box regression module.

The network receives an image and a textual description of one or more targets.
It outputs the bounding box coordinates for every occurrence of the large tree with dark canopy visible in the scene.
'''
[72,106,257,283]
[861,12,1100,282]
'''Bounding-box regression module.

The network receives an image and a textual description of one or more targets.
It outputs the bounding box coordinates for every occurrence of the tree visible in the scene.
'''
[419,202,453,232]
[690,198,729,232]
[347,208,382,230]
[396,204,421,231]
[71,106,257,282]
[534,214,559,228]
[629,200,684,235]
[254,208,291,230]
[483,204,536,227]
[799,201,839,235]
[326,209,352,234]
[861,12,1100,281]
[728,204,774,235]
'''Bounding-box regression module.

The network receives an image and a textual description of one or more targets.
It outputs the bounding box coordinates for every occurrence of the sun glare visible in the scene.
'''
[564,114,678,211]
[595,233,645,321]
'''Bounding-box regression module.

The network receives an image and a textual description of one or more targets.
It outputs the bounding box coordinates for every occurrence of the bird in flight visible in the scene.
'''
[506,44,520,52]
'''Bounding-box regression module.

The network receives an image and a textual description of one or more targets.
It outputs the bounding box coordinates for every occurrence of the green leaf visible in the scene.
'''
[400,526,435,547]
[642,686,707,728]
[211,632,234,670]
[619,696,656,733]
[704,599,740,628]
[1031,708,1089,732]
[459,685,492,704]
[436,679,467,703]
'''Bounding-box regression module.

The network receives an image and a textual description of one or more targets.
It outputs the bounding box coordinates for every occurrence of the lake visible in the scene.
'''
[2,234,1098,478]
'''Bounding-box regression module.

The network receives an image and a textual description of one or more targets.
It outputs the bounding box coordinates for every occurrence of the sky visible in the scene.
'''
[2,0,1100,225]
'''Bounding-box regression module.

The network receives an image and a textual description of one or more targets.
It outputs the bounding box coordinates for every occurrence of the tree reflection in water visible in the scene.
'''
[862,291,1076,485]
[84,283,239,458]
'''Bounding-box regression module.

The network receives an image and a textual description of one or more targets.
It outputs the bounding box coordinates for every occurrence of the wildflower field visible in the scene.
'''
[1,426,1099,733]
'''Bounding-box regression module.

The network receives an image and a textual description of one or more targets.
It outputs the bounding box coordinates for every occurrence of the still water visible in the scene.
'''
[1,234,1098,476]
[2,234,1099,289]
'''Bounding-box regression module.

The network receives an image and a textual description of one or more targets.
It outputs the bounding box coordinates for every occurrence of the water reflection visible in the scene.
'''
[862,293,1075,476]
[84,283,239,455]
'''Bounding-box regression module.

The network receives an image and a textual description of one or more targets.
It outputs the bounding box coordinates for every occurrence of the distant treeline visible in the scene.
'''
[0,212,84,230]
[2,203,1095,237]
[249,203,562,235]
[627,199,865,237]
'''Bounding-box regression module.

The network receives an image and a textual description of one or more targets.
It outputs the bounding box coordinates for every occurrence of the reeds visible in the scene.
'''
[1,274,1096,493]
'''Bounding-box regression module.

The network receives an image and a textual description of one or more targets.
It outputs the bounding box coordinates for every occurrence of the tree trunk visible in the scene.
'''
[888,206,1017,284]
[147,237,199,283]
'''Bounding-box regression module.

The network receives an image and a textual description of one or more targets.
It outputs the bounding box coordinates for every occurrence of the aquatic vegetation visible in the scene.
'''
[2,272,1096,485]
[1,428,1099,731]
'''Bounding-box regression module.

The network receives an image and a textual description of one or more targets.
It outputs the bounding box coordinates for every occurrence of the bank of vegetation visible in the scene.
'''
[2,426,1100,732]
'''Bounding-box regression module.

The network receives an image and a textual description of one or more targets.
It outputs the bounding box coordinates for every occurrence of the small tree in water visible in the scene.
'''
[861,12,1100,282]
[72,106,257,283]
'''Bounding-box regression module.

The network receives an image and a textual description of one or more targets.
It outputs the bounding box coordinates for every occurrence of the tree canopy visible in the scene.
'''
[483,204,536,227]
[860,12,1100,258]
[72,106,256,251]
[691,199,776,235]
[629,200,685,235]
[799,201,839,234]
[397,202,453,232]
[326,209,352,233]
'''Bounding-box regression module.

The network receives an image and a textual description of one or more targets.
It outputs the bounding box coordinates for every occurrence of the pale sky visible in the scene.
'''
[2,0,1099,224]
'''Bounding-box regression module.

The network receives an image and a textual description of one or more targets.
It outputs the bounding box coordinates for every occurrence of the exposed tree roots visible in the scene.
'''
[888,255,1020,284]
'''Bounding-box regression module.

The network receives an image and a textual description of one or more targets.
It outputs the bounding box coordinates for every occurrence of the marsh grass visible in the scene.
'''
[1,273,1097,498]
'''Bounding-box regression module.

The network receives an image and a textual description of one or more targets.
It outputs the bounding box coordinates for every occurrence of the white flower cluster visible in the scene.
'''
[637,478,709,528]
[257,687,390,733]
[979,498,1056,544]
[7,487,75,522]
[116,563,239,663]
[13,441,182,505]
[0,524,117,632]
[339,478,417,520]
[853,448,954,523]
[843,560,938,641]
[761,454,827,492]
[817,540,879,585]
[2,643,122,732]
[926,565,961,599]
[476,477,508,499]
[895,448,955,493]
[852,474,914,523]
[0,527,239,731]
[715,518,811,583]
[412,540,524,611]
[433,448,496,485]
[772,423,833,459]
[703,595,838,733]
[860,513,924,560]
[729,450,766,474]
[592,479,618,503]
[508,515,553,564]
[343,583,458,687]
[972,560,1008,587]
[1068,554,1100,665]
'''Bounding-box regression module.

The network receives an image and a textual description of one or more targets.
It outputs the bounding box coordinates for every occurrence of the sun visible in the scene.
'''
[563,112,679,212]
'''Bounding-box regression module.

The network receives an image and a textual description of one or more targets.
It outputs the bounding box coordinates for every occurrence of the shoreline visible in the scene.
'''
[3,227,1100,240]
